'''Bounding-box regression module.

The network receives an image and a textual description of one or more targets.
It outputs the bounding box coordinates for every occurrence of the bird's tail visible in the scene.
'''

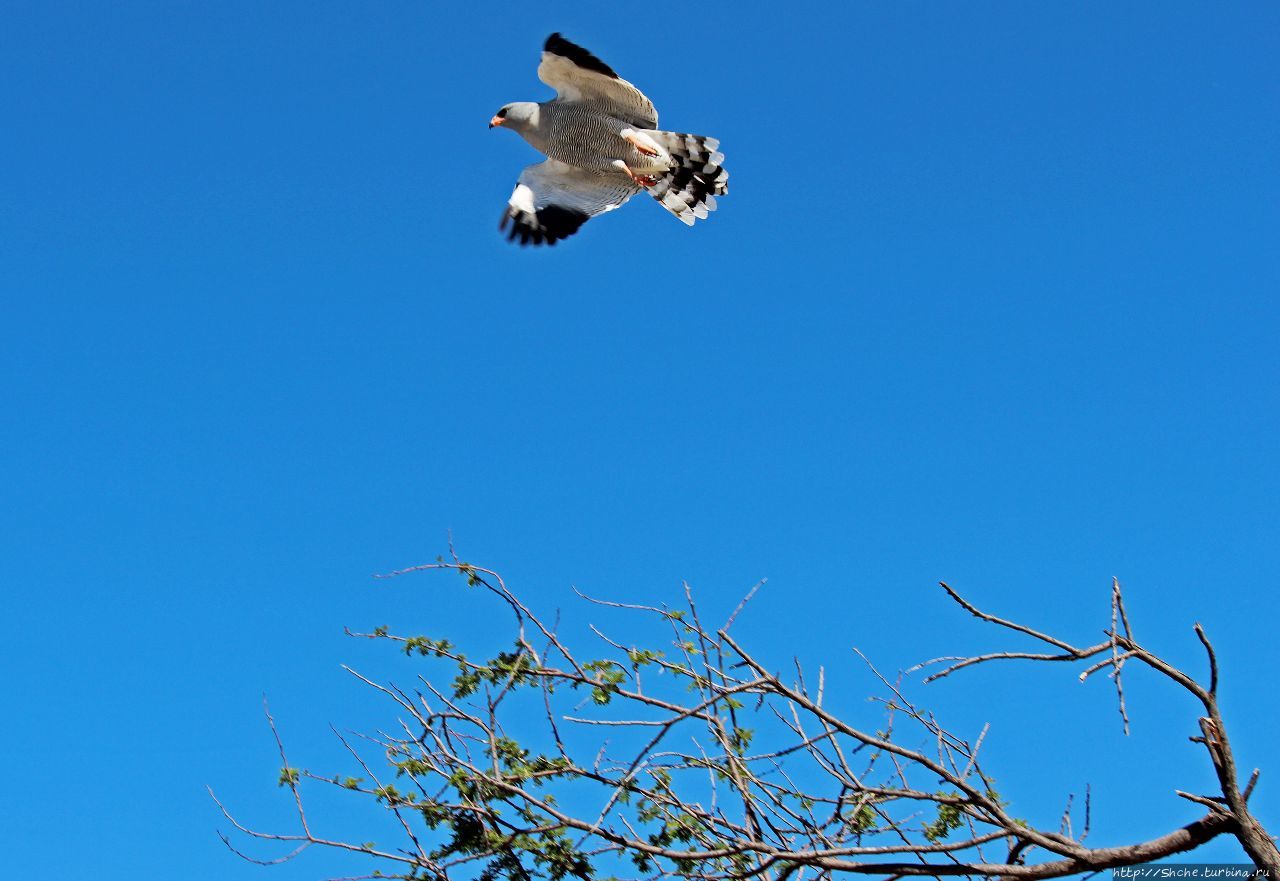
[643,131,728,226]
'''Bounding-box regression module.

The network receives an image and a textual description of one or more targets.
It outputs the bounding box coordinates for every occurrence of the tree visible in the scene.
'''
[212,557,1277,880]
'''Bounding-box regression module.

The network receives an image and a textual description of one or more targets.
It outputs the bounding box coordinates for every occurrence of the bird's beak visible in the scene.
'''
[489,116,504,129]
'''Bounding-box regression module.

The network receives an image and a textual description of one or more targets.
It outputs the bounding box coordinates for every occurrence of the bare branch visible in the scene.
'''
[1194,623,1219,697]
[936,582,1081,654]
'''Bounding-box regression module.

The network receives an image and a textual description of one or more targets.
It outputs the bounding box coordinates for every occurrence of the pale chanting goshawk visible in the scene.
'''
[490,33,729,246]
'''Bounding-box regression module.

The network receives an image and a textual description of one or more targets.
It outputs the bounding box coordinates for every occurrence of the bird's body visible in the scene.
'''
[490,34,728,246]
[541,104,670,177]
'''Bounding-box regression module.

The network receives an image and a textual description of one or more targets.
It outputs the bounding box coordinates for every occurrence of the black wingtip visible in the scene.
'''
[500,204,591,247]
[543,33,619,79]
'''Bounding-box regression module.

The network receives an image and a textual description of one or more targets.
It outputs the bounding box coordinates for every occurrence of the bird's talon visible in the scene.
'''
[613,159,658,188]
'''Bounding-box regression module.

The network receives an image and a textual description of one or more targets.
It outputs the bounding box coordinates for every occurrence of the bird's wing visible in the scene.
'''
[537,33,658,129]
[500,159,640,246]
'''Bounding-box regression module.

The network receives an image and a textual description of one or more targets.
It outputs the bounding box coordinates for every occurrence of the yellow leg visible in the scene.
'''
[622,130,660,157]
[612,159,658,188]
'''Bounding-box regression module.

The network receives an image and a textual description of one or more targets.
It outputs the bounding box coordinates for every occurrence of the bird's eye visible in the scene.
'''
[497,108,508,118]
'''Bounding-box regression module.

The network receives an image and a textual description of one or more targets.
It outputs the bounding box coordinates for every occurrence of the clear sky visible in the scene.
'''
[2,2,1277,878]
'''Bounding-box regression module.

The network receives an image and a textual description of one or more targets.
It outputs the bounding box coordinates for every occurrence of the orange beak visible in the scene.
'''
[489,115,504,129]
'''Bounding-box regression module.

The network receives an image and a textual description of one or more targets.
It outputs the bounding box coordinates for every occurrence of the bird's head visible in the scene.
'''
[489,102,539,131]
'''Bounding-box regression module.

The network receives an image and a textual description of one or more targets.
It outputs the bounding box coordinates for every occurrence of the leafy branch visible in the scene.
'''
[212,560,1276,881]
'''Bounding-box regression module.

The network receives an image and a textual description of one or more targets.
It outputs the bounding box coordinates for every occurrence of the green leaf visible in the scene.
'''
[922,793,964,842]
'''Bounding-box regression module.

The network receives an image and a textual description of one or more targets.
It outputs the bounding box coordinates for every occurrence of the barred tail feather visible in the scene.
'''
[643,131,729,226]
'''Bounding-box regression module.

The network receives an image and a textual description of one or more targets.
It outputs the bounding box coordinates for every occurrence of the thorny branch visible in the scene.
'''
[212,564,1276,881]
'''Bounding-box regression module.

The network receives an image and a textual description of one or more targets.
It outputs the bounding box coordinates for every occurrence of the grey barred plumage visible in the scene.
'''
[490,33,728,246]
[540,102,668,176]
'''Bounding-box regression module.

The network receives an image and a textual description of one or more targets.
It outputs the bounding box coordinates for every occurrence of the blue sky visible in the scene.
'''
[2,1,1277,877]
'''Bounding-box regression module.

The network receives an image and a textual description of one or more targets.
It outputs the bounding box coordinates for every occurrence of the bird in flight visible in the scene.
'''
[490,33,728,246]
